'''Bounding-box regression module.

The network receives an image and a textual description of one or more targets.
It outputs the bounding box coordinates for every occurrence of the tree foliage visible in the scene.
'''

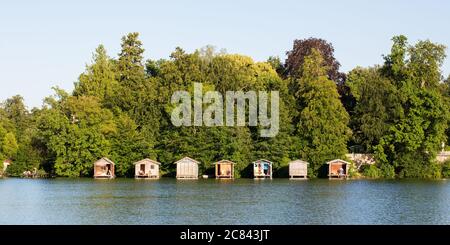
[74,45,119,103]
[291,49,351,177]
[1,33,449,179]
[374,36,448,178]
[347,67,401,152]
[285,38,343,82]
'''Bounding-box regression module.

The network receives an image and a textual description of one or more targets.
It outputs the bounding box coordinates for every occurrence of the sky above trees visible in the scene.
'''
[1,0,450,108]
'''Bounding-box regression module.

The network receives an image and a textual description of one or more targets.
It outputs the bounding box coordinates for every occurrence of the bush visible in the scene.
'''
[393,152,441,179]
[35,169,49,178]
[442,160,450,178]
[347,163,360,178]
[362,164,381,178]
[379,163,395,178]
[398,162,441,179]
[423,163,442,179]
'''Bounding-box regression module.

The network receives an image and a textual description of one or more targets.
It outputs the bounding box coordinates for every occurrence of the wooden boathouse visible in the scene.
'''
[135,158,160,179]
[289,160,308,179]
[214,160,235,179]
[176,157,199,179]
[327,159,350,179]
[93,157,115,179]
[253,159,272,179]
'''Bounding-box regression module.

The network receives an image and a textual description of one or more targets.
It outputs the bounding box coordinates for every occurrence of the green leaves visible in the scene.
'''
[1,132,18,159]
[1,33,449,179]
[117,32,145,82]
[155,49,292,177]
[347,67,401,152]
[374,37,449,178]
[292,49,351,177]
[109,113,150,177]
[74,45,119,103]
[36,96,114,177]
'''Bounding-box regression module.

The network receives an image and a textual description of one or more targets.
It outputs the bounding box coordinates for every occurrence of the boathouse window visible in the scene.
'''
[150,165,155,169]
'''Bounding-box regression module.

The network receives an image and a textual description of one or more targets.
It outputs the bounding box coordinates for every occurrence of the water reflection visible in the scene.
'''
[0,178,449,224]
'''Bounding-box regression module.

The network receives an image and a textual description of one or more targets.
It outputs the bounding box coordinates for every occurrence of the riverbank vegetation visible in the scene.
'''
[1,33,449,179]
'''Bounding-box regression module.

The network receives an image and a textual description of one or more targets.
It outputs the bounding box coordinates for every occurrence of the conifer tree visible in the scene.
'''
[293,49,351,177]
[74,45,118,103]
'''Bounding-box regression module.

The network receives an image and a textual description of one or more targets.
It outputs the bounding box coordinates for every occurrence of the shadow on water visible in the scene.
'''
[273,165,289,178]
[317,164,329,178]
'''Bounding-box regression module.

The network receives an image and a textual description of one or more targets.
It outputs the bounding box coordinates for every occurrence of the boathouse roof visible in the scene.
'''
[134,158,161,165]
[214,160,236,165]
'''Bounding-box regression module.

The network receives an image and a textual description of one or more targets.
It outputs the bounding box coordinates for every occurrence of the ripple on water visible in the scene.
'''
[0,178,449,224]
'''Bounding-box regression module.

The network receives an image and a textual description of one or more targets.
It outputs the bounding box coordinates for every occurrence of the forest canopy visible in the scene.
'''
[1,33,449,178]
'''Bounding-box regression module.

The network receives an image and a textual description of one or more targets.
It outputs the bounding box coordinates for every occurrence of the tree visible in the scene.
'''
[73,45,119,103]
[1,95,29,136]
[407,40,446,89]
[2,132,18,159]
[0,96,45,176]
[109,113,151,177]
[114,33,161,149]
[117,32,146,83]
[267,56,285,76]
[445,76,450,145]
[37,93,115,177]
[6,32,448,179]
[113,32,146,113]
[375,87,448,178]
[346,67,401,152]
[153,48,296,177]
[381,35,409,82]
[375,36,449,178]
[284,38,354,112]
[285,38,344,83]
[292,49,351,177]
[446,75,450,91]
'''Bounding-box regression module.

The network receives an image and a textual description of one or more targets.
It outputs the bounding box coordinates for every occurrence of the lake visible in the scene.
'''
[0,178,449,224]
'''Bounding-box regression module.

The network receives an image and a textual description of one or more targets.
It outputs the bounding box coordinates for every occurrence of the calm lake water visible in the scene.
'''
[0,178,449,224]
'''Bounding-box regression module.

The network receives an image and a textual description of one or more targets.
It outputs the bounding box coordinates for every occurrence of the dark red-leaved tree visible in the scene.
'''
[285,37,354,112]
[285,38,343,82]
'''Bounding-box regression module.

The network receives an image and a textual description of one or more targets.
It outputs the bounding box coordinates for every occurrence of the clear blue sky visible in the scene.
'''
[1,0,449,108]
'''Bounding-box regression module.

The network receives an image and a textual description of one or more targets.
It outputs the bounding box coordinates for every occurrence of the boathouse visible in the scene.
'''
[214,160,235,179]
[253,159,272,179]
[327,159,350,179]
[176,157,199,179]
[93,157,115,179]
[134,158,160,179]
[289,160,308,179]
